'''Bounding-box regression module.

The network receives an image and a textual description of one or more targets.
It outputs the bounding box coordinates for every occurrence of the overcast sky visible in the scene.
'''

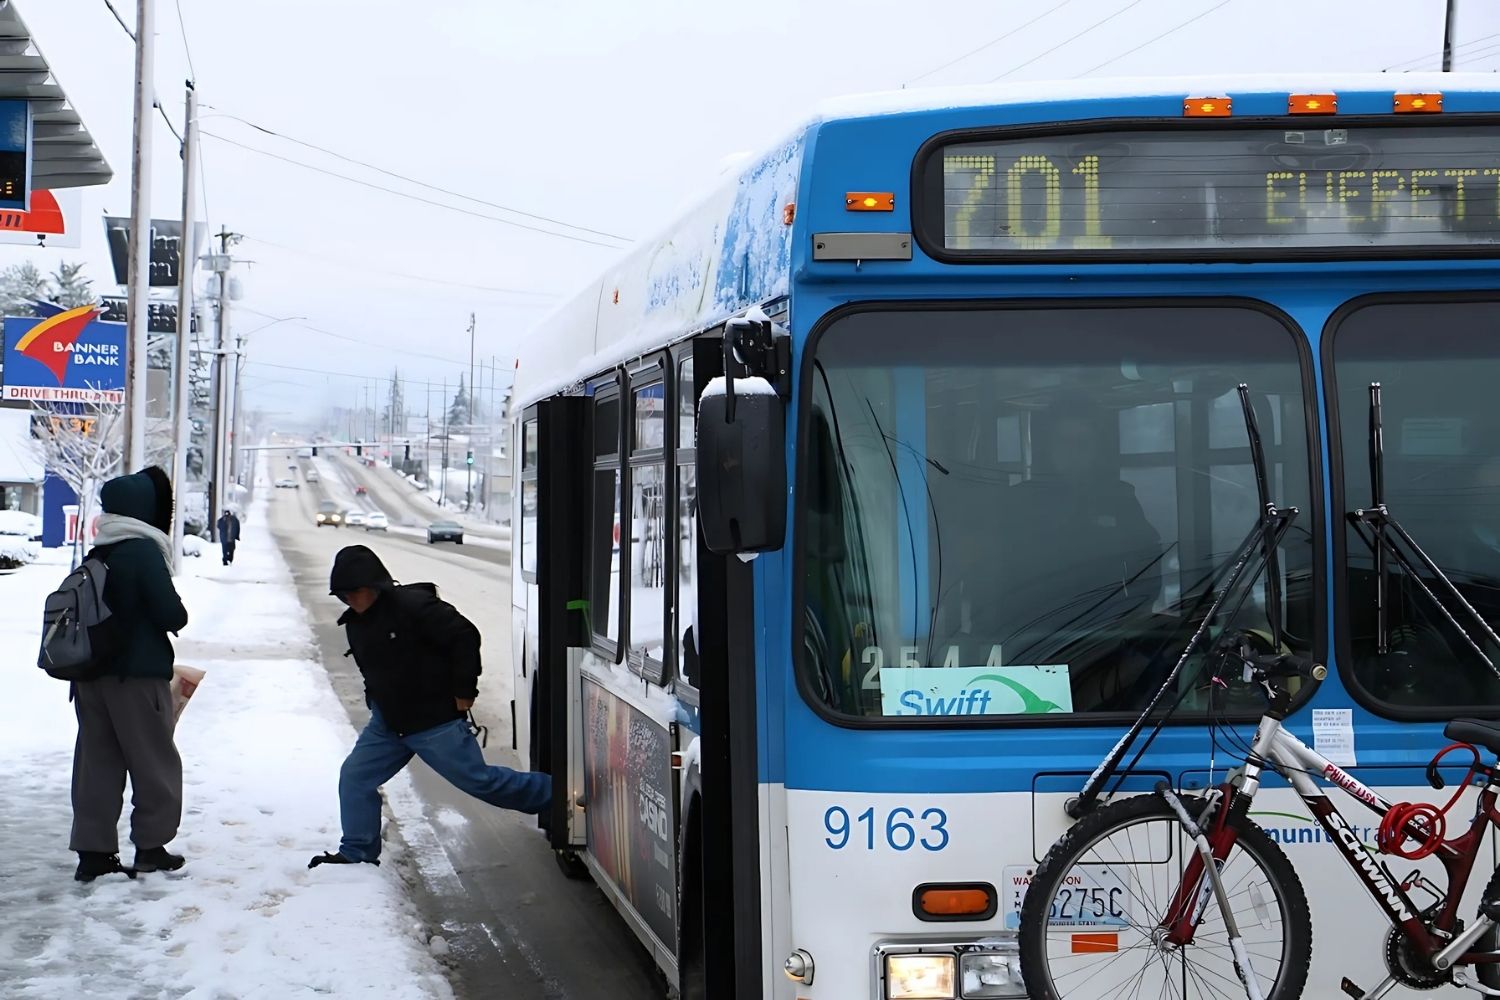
[11,0,1500,424]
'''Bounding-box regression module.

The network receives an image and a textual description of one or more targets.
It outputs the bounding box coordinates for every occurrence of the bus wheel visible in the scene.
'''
[553,849,589,881]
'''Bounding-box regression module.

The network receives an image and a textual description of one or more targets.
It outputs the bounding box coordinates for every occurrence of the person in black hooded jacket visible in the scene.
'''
[309,544,552,868]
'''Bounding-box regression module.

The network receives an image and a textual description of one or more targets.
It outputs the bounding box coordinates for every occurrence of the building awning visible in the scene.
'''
[0,2,112,190]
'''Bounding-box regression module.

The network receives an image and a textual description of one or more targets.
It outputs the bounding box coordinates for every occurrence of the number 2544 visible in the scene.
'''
[824,805,950,852]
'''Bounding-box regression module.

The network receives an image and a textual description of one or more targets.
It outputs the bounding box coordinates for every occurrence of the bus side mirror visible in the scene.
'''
[696,378,786,555]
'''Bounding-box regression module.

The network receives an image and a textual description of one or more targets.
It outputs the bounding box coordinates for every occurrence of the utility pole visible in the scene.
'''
[466,312,475,511]
[169,81,197,573]
[209,226,237,537]
[440,375,449,506]
[123,0,156,470]
[1442,0,1459,70]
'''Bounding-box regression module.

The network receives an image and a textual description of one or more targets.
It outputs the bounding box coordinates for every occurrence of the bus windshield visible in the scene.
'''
[799,304,1317,722]
[1332,298,1500,713]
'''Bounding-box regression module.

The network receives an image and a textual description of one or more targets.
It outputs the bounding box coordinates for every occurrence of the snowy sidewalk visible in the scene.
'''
[0,495,452,999]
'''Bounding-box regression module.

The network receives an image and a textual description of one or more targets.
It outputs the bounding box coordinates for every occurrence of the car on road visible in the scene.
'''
[315,501,342,527]
[364,511,389,531]
[305,469,320,483]
[354,484,368,495]
[346,510,366,527]
[427,520,463,544]
[274,478,298,489]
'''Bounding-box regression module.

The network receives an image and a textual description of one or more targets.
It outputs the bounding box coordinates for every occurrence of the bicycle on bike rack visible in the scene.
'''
[1017,625,1500,999]
[1017,383,1500,999]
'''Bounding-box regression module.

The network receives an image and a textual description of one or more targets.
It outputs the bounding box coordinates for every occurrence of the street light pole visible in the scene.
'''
[123,0,156,470]
[466,312,475,510]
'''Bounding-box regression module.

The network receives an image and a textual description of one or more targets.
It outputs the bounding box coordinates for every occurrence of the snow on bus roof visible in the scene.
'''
[811,72,1500,122]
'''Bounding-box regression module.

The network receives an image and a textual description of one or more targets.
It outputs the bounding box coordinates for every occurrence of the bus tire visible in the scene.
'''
[553,849,589,881]
[677,802,707,1000]
[1018,792,1312,1000]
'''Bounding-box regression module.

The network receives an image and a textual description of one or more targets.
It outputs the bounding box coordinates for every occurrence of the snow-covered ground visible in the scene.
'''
[0,488,453,999]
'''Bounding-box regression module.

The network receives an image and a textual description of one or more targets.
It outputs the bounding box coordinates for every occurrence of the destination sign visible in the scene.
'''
[928,124,1500,255]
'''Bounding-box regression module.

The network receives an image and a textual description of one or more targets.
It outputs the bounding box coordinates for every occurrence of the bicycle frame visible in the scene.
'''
[1186,717,1500,970]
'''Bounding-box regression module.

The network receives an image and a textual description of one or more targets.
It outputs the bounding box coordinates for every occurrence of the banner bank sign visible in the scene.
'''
[2,307,126,403]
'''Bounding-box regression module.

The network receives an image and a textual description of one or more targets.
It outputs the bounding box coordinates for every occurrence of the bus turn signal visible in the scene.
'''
[913,883,997,920]
[846,192,895,211]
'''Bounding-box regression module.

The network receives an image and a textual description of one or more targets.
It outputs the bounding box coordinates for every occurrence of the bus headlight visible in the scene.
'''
[886,954,954,998]
[959,951,1024,997]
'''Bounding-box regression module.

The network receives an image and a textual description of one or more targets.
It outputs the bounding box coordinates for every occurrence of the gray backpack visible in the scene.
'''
[38,549,120,680]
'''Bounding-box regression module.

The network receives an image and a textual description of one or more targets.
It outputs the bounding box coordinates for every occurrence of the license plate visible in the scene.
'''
[1004,864,1132,929]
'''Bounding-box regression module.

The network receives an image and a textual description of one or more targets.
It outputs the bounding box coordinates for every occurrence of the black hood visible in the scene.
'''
[329,545,394,594]
[100,465,173,533]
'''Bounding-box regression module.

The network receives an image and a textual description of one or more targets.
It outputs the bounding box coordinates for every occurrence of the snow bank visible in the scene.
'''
[0,508,41,537]
[0,534,39,566]
[0,487,452,999]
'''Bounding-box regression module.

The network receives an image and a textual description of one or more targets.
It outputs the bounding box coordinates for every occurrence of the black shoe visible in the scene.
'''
[75,851,137,882]
[308,851,379,869]
[132,846,185,873]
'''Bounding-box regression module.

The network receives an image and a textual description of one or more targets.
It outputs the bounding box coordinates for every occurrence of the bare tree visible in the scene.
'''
[29,398,124,567]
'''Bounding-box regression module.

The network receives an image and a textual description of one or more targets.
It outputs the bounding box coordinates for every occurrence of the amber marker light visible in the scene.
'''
[846,192,895,211]
[913,882,997,921]
[1394,92,1443,113]
[1289,93,1337,114]
[1183,97,1231,117]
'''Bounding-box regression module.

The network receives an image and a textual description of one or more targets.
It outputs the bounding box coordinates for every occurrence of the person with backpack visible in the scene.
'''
[60,467,189,882]
[216,508,241,565]
[308,545,551,868]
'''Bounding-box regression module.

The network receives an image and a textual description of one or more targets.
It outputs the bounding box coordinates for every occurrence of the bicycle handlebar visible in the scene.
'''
[1252,651,1327,682]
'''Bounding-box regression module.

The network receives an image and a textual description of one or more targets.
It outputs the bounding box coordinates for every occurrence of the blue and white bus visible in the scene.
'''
[511,73,1500,998]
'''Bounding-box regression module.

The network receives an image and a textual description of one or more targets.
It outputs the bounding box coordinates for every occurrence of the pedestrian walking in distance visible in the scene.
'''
[310,545,552,868]
[216,508,240,566]
[71,467,190,882]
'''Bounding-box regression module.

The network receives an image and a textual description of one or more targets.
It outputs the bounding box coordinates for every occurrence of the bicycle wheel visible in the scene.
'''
[1018,792,1312,1000]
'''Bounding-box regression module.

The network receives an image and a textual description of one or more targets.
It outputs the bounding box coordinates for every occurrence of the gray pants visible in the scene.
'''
[70,676,183,854]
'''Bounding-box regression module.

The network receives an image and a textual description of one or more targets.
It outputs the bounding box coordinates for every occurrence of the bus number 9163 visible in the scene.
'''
[823,805,950,852]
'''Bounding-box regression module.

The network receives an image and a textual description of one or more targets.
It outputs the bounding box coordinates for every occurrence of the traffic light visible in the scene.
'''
[404,444,411,462]
[311,446,318,457]
[466,450,474,466]
[356,441,363,456]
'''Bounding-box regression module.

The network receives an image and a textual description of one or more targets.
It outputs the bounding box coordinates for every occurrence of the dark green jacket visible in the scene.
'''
[96,472,188,680]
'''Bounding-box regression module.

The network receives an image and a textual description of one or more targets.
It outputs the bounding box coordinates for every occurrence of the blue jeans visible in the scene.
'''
[338,707,553,863]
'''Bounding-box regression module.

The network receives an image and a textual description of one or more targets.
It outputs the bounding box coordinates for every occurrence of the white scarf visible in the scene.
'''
[93,513,174,567]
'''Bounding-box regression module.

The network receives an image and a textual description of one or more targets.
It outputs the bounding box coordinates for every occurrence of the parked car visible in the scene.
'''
[427,520,463,544]
[305,469,320,483]
[315,501,342,527]
[354,484,368,495]
[364,511,389,532]
[346,510,366,527]
[274,478,298,489]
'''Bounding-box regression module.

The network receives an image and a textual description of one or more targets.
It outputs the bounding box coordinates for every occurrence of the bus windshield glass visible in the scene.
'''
[800,305,1316,722]
[1332,298,1500,713]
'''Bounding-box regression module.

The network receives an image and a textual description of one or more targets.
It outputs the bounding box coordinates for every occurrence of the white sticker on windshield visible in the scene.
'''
[1313,708,1358,767]
[879,665,1072,716]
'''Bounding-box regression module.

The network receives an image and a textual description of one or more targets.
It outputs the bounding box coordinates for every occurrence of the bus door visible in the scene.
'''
[516,397,590,848]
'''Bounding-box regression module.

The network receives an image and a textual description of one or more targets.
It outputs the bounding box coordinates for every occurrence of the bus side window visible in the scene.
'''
[520,417,538,580]
[591,390,623,649]
[678,355,699,688]
[629,375,667,673]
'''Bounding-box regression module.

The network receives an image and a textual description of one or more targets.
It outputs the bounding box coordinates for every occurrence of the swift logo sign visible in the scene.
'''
[2,307,125,403]
[880,665,1072,716]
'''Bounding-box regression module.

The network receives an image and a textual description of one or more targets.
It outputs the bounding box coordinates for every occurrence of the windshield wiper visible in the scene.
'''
[1348,382,1500,676]
[1068,384,1299,819]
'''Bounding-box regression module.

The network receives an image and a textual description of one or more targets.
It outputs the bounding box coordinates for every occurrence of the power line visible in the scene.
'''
[1383,30,1500,70]
[101,0,134,41]
[989,0,1147,82]
[203,107,631,244]
[905,0,1081,85]
[236,306,473,366]
[240,235,560,300]
[202,131,629,250]
[1077,0,1233,77]
[173,0,198,82]
[156,102,183,146]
